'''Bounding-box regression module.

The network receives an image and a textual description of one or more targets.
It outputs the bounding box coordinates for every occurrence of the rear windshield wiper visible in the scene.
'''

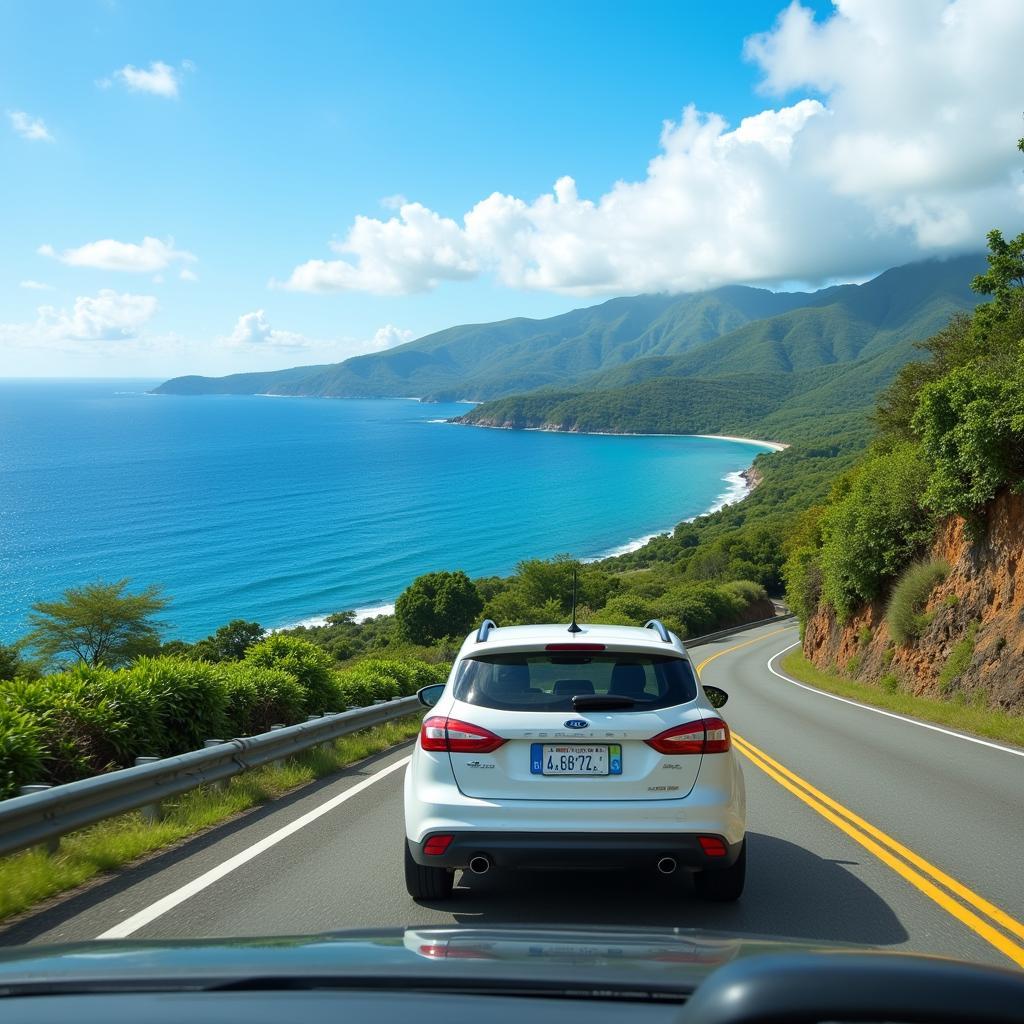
[571,694,636,711]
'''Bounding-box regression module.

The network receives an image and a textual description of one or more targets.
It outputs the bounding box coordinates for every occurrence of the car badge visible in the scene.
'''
[564,719,590,729]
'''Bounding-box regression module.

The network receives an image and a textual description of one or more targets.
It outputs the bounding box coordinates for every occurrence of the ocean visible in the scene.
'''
[0,380,774,643]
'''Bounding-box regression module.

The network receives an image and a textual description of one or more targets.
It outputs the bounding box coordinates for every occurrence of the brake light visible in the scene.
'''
[545,643,606,651]
[419,715,506,753]
[646,716,731,754]
[699,835,728,857]
[423,834,453,855]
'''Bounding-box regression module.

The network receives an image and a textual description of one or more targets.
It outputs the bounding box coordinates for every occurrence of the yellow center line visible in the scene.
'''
[695,629,1024,969]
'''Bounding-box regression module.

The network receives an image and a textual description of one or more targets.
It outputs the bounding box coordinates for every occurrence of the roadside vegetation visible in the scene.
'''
[0,715,422,923]
[780,650,1024,748]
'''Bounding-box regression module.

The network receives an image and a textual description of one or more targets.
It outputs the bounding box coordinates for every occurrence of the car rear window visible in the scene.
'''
[453,651,698,712]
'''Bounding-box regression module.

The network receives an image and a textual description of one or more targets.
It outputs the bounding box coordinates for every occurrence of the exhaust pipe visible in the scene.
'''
[656,856,678,875]
[468,855,492,875]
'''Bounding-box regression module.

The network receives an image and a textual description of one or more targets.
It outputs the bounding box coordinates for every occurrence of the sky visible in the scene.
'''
[2,0,1023,378]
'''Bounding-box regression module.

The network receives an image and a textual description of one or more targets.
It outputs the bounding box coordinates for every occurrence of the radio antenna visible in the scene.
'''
[568,564,582,634]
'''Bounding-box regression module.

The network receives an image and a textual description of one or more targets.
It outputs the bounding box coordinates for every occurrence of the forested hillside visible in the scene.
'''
[155,255,981,404]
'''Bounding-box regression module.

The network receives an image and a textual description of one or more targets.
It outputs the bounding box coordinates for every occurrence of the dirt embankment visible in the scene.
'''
[804,490,1024,712]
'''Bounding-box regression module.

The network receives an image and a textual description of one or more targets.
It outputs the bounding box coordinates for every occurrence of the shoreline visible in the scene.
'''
[279,460,766,632]
[448,418,789,452]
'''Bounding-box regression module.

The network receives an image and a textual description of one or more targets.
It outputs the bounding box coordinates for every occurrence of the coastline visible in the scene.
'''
[448,418,789,452]
[280,457,767,632]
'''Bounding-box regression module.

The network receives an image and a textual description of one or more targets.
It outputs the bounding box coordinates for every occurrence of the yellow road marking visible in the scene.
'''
[693,625,795,676]
[696,629,1024,969]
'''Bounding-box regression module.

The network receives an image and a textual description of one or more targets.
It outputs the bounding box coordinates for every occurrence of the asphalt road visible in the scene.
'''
[4,621,1023,968]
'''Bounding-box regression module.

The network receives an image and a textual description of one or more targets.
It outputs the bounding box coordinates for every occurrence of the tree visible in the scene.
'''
[192,619,266,662]
[0,643,23,681]
[24,579,169,668]
[395,570,483,645]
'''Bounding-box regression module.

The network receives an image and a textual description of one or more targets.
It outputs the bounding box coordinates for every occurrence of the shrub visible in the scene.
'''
[333,657,446,708]
[0,704,45,798]
[126,657,228,754]
[938,621,979,693]
[244,635,338,714]
[858,626,872,647]
[885,559,949,646]
[221,663,305,735]
[846,653,862,678]
[819,443,935,619]
[880,674,900,694]
[783,546,823,626]
[395,570,483,645]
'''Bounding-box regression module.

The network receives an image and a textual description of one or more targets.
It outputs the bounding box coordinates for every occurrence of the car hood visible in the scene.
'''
[0,926,870,995]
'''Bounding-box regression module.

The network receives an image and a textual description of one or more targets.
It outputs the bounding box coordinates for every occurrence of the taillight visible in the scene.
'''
[420,715,506,753]
[646,716,731,754]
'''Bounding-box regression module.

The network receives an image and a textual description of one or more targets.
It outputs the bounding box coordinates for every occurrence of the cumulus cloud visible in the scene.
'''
[39,236,197,274]
[369,324,414,350]
[222,310,308,349]
[280,1,1024,296]
[0,290,158,350]
[8,111,53,142]
[19,280,53,290]
[220,312,415,358]
[179,267,199,283]
[99,60,190,98]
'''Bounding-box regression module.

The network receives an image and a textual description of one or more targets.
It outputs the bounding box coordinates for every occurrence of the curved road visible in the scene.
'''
[3,621,1023,968]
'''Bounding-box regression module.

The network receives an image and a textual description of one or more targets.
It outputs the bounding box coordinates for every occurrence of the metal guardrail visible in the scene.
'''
[685,612,796,649]
[0,613,797,860]
[0,696,419,860]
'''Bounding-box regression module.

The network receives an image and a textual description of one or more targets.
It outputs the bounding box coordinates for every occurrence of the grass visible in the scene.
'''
[938,620,979,694]
[780,649,1024,748]
[885,558,949,645]
[0,715,422,923]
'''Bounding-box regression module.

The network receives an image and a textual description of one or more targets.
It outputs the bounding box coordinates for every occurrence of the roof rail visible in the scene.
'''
[476,619,498,643]
[644,619,671,643]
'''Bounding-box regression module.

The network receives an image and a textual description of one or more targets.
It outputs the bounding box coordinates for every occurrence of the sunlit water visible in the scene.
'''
[0,380,772,642]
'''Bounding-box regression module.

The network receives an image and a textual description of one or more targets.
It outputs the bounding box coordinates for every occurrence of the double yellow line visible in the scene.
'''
[696,631,1024,969]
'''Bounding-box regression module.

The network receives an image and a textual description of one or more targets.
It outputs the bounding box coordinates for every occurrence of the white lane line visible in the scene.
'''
[766,643,1024,759]
[97,755,412,940]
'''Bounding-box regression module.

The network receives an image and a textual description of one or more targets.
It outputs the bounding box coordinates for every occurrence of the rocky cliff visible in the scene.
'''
[804,489,1024,712]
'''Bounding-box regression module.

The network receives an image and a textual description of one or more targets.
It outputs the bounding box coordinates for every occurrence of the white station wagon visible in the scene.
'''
[403,618,746,901]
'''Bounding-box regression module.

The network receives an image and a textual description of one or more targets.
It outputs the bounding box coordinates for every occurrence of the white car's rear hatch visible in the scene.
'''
[440,646,708,801]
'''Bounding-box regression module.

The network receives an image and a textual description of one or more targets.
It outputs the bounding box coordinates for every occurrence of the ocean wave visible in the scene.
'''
[277,602,397,631]
[698,470,749,517]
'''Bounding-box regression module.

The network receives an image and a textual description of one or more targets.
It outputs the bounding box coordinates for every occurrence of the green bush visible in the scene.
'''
[334,657,446,709]
[938,621,979,693]
[885,558,949,646]
[0,704,45,798]
[819,443,936,619]
[783,546,823,625]
[221,663,305,735]
[880,673,900,694]
[126,657,228,754]
[244,635,338,714]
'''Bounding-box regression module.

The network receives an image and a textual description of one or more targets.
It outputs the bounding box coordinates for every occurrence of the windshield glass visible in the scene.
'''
[453,653,698,711]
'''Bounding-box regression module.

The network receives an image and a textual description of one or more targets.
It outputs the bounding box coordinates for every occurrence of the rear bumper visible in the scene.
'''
[408,831,743,870]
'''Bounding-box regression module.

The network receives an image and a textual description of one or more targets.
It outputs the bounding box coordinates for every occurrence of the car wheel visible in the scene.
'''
[693,838,745,902]
[404,840,455,900]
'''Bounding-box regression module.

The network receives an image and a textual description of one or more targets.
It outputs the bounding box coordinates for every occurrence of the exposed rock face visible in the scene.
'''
[804,490,1024,712]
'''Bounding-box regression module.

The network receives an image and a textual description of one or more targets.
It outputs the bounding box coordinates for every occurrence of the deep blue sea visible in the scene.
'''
[0,380,774,642]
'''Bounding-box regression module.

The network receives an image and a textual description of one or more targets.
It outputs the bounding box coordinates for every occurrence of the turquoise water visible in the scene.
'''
[0,380,772,642]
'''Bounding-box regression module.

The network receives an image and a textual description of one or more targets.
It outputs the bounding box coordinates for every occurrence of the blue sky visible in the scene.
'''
[2,1,1021,377]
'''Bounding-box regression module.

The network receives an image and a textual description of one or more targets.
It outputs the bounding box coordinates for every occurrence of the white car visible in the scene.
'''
[403,618,746,902]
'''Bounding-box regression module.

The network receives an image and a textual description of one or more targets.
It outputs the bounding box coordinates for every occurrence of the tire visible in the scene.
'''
[693,839,745,902]
[404,840,455,900]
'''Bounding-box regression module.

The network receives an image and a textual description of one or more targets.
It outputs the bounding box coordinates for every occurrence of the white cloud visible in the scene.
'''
[8,111,53,142]
[220,311,415,359]
[280,1,1024,296]
[39,236,197,274]
[0,290,158,350]
[222,310,308,349]
[19,280,53,290]
[380,194,408,210]
[99,60,189,98]
[179,267,199,283]
[369,324,414,350]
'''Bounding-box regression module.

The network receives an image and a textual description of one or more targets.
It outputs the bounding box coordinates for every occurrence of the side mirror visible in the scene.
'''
[703,685,729,709]
[417,683,446,708]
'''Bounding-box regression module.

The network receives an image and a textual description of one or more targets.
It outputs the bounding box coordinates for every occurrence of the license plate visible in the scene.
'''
[530,743,622,776]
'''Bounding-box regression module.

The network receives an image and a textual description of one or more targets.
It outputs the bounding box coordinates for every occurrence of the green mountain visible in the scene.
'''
[154,255,983,441]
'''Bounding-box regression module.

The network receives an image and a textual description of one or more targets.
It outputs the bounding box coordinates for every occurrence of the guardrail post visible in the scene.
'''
[18,785,59,854]
[133,757,162,822]
[269,724,287,767]
[204,740,228,790]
